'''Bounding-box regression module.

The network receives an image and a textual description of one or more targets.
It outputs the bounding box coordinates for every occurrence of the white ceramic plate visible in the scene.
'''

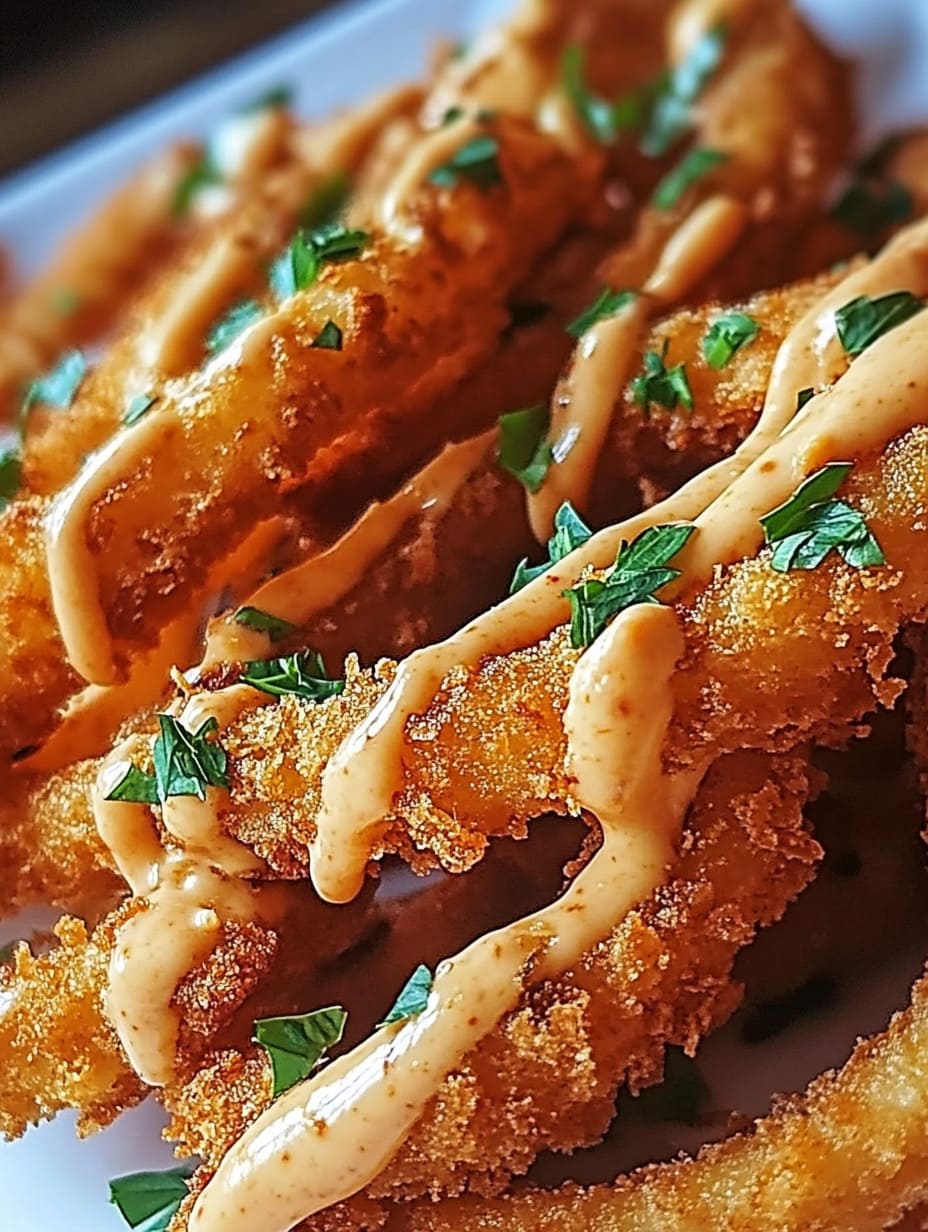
[3,1,928,1228]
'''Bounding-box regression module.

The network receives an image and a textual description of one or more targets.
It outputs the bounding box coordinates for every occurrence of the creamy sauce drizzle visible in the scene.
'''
[203,432,493,669]
[527,195,747,542]
[191,604,691,1232]
[379,115,485,237]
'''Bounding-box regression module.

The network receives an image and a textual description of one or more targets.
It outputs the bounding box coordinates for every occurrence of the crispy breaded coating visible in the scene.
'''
[413,971,928,1232]
[167,749,819,1226]
[0,908,277,1140]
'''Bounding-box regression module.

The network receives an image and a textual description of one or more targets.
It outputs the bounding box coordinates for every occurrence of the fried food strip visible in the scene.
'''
[412,969,928,1232]
[0,146,197,422]
[0,907,277,1140]
[166,748,819,1223]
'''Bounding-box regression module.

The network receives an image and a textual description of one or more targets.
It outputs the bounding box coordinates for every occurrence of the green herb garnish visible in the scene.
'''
[832,178,912,239]
[109,1163,194,1232]
[104,715,230,805]
[702,311,760,369]
[760,462,885,572]
[796,387,815,411]
[233,606,298,641]
[641,27,727,156]
[269,223,368,300]
[21,349,87,419]
[172,154,221,217]
[254,1006,347,1096]
[834,290,922,357]
[567,288,636,339]
[379,964,433,1027]
[497,404,552,493]
[630,342,693,416]
[561,45,623,144]
[205,299,264,354]
[652,147,727,210]
[240,650,345,702]
[563,522,694,647]
[299,171,351,229]
[0,448,22,512]
[311,320,343,350]
[124,393,158,427]
[429,135,502,190]
[245,85,293,112]
[510,502,592,594]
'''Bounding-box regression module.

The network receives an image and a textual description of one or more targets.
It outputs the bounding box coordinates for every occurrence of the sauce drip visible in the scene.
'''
[191,604,690,1232]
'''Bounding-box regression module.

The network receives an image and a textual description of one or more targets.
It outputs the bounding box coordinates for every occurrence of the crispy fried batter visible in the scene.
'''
[412,971,928,1232]
[166,749,819,1226]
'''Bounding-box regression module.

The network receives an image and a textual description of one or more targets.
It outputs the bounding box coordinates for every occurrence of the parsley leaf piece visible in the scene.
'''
[206,299,264,354]
[299,171,351,230]
[832,178,912,239]
[233,606,298,641]
[379,964,433,1027]
[796,387,815,412]
[152,714,230,803]
[240,650,345,702]
[630,342,694,417]
[21,349,87,419]
[429,135,502,190]
[270,224,368,300]
[172,154,221,217]
[0,447,22,512]
[563,522,695,648]
[105,763,159,805]
[561,45,620,144]
[702,311,760,369]
[641,26,727,157]
[124,393,158,427]
[833,290,923,357]
[510,501,593,594]
[245,85,293,112]
[311,320,343,350]
[497,404,553,494]
[254,1005,347,1096]
[109,1163,194,1232]
[652,147,728,210]
[567,288,637,339]
[760,462,885,573]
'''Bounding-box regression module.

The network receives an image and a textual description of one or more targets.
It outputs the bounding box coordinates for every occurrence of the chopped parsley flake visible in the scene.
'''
[311,319,343,350]
[172,153,221,217]
[379,964,433,1027]
[630,342,693,417]
[240,650,345,702]
[796,387,815,411]
[245,85,293,112]
[299,171,351,230]
[640,27,727,157]
[0,448,22,512]
[233,606,298,641]
[561,45,624,144]
[702,311,760,369]
[123,393,158,427]
[21,349,87,420]
[109,1163,194,1232]
[760,462,885,573]
[832,178,912,240]
[206,299,264,354]
[834,290,923,357]
[567,288,636,339]
[563,522,695,648]
[497,404,552,494]
[104,714,230,806]
[652,147,728,210]
[254,1005,347,1096]
[269,223,368,300]
[429,135,502,190]
[510,501,593,594]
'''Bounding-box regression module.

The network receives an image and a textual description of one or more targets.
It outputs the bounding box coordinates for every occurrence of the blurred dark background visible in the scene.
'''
[0,0,333,178]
